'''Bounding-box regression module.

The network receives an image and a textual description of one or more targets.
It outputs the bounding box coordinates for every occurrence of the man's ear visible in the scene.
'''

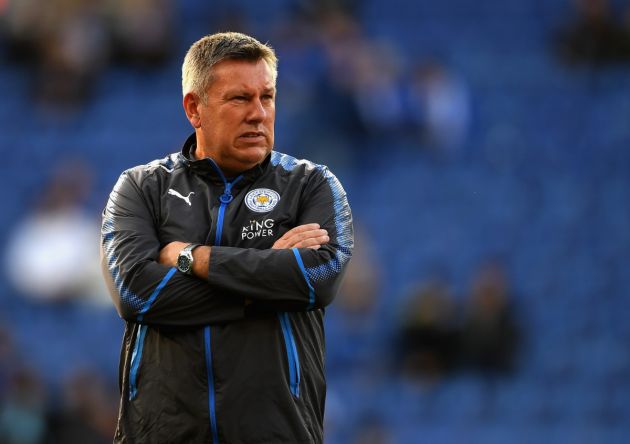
[183,93,202,128]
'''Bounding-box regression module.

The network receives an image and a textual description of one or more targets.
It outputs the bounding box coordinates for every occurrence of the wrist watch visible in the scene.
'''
[177,243,200,275]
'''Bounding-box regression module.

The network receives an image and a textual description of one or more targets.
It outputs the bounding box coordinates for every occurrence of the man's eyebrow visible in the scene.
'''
[220,85,275,99]
[222,88,249,97]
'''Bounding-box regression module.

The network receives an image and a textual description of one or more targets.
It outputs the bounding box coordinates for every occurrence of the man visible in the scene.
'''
[101,32,353,444]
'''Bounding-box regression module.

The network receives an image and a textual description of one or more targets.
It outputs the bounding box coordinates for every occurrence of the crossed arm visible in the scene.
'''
[102,222,334,326]
[158,223,330,279]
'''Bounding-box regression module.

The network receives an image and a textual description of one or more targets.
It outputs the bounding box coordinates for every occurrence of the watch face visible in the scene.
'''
[177,255,191,273]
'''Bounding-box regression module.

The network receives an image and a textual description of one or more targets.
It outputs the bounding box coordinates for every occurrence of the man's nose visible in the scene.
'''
[245,97,267,122]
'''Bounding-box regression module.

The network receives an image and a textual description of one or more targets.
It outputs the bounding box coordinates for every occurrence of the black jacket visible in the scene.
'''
[101,134,354,444]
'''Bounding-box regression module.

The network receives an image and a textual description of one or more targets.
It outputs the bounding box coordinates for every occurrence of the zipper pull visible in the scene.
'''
[219,182,234,204]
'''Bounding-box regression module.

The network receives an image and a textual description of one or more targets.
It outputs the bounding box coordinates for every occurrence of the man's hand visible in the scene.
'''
[158,241,188,268]
[272,223,329,250]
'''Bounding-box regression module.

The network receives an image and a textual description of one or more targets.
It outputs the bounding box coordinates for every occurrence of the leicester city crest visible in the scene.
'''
[244,188,280,213]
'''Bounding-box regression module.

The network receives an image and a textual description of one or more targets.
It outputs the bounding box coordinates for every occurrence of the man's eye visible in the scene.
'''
[232,96,247,101]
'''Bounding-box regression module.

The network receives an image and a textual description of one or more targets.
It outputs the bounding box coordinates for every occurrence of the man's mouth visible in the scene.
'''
[241,132,264,139]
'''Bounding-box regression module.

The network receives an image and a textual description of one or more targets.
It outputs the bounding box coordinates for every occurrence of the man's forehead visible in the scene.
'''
[211,59,276,89]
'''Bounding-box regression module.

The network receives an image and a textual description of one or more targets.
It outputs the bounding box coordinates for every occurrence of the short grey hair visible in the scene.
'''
[182,32,278,102]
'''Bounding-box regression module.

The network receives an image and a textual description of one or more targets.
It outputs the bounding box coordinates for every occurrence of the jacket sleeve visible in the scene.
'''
[101,170,245,327]
[207,166,354,311]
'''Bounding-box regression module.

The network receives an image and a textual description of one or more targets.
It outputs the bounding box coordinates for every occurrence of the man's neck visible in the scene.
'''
[192,145,244,179]
[191,144,207,161]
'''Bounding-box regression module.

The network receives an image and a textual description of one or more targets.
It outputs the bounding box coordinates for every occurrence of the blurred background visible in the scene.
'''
[0,0,629,443]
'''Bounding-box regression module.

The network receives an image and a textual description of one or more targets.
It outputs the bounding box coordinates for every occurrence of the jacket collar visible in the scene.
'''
[178,133,270,186]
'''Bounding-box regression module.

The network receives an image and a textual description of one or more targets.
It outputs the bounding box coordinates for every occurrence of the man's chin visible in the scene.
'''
[223,146,270,173]
[237,146,271,163]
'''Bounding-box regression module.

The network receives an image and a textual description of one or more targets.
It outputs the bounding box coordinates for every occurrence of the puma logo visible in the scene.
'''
[168,188,195,206]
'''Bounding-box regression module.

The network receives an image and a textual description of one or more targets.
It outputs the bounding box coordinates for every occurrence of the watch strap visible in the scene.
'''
[182,243,201,255]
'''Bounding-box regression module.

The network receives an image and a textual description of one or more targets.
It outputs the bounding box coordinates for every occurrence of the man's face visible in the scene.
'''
[191,59,276,176]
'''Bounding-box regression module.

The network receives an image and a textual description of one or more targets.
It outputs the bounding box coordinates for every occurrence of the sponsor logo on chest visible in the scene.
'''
[242,219,275,240]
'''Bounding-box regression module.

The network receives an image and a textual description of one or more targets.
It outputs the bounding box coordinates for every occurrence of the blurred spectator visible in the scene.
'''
[460,261,521,376]
[35,0,110,109]
[2,0,44,63]
[351,40,407,138]
[2,0,109,108]
[396,279,460,383]
[106,0,175,67]
[47,370,117,444]
[407,60,471,155]
[271,11,366,165]
[3,0,176,110]
[316,12,366,140]
[4,160,108,305]
[555,0,630,64]
[0,369,47,444]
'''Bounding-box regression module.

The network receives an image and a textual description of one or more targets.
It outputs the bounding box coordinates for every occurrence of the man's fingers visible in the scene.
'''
[283,229,327,248]
[286,228,327,243]
[292,233,329,248]
[272,225,330,250]
[277,223,320,242]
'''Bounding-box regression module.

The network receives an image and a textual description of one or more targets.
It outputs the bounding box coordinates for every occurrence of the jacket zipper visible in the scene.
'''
[205,169,243,444]
[278,313,301,398]
[204,326,219,444]
[129,325,148,400]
